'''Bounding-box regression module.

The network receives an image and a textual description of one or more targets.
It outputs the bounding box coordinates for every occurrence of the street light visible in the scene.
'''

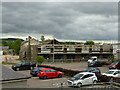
[53,38,54,62]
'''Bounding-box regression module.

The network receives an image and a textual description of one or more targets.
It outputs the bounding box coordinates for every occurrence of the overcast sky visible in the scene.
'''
[2,2,118,40]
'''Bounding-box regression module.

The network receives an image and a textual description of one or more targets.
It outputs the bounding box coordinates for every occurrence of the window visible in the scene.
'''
[118,71,120,74]
[81,74,93,79]
[50,69,56,72]
[114,71,119,75]
[44,70,50,72]
[22,62,26,65]
[93,58,97,61]
[25,62,30,65]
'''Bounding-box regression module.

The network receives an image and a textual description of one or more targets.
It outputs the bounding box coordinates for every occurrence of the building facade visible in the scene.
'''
[19,37,113,62]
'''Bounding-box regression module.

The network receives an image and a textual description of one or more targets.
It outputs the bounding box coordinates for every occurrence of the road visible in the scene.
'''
[27,76,69,88]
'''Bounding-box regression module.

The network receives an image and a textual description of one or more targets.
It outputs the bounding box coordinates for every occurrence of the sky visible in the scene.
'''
[1,1,118,41]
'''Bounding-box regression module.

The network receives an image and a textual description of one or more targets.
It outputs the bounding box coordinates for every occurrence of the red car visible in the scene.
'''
[37,68,64,79]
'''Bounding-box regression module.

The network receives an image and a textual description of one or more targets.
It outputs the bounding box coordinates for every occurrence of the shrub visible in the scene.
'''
[35,56,45,65]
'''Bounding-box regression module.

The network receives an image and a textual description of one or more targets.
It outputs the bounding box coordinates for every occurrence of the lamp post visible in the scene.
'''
[53,38,54,62]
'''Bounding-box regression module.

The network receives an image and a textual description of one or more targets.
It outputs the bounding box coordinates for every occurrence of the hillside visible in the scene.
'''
[0,38,24,46]
[1,38,24,41]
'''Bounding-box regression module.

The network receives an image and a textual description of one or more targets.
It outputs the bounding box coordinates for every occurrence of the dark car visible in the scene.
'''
[88,61,102,67]
[12,61,36,71]
[30,67,43,76]
[83,67,101,75]
[109,61,120,69]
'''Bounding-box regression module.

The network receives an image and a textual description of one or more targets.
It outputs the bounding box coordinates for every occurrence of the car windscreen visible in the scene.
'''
[83,68,93,72]
[73,73,84,79]
[90,57,96,60]
[111,61,118,65]
[106,71,114,74]
[33,68,40,71]
[15,62,22,66]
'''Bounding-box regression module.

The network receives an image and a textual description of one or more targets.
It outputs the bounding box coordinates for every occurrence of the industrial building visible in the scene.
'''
[19,36,113,62]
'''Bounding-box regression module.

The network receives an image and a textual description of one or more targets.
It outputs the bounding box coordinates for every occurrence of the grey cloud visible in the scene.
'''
[2,2,118,40]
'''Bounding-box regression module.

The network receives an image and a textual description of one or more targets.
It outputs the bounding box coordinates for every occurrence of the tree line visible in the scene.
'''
[2,38,23,55]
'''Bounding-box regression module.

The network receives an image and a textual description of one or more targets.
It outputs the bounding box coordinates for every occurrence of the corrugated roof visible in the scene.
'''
[0,65,31,81]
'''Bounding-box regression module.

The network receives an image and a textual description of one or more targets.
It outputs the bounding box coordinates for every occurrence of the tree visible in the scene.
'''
[85,40,94,45]
[7,39,22,55]
[35,56,45,65]
[41,35,45,42]
[13,39,22,55]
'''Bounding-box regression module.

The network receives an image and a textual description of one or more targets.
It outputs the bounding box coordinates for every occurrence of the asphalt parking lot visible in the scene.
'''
[4,62,110,88]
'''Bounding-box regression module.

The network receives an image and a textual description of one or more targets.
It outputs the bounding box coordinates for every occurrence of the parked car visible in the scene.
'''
[67,72,98,87]
[88,61,102,67]
[88,56,102,67]
[30,67,43,76]
[102,69,120,77]
[12,60,36,71]
[37,68,64,79]
[83,67,101,75]
[88,56,98,63]
[109,61,120,69]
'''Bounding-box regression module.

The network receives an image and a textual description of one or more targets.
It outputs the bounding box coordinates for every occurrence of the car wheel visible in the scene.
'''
[77,83,82,88]
[43,76,47,79]
[93,80,97,84]
[16,68,20,71]
[38,76,41,79]
[58,74,62,78]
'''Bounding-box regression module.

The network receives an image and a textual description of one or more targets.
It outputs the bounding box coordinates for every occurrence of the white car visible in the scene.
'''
[103,69,120,77]
[88,56,98,63]
[67,72,98,87]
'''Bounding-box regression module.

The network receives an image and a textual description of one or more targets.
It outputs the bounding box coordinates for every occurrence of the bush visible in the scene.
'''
[35,56,45,65]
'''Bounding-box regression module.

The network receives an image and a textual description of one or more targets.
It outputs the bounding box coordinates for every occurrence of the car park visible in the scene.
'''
[67,72,98,87]
[30,67,43,76]
[102,69,120,77]
[109,61,120,69]
[83,67,101,75]
[12,60,36,71]
[37,68,64,79]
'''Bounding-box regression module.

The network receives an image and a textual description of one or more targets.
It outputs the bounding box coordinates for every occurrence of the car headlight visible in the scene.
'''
[73,80,78,84]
